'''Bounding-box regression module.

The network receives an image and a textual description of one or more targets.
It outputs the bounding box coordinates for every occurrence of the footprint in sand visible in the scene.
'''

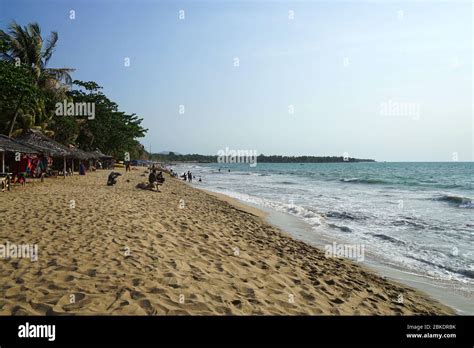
[330,297,344,305]
[231,299,242,309]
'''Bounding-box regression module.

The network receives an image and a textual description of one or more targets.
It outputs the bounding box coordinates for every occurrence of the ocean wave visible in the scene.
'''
[433,195,473,208]
[277,181,296,185]
[409,256,474,280]
[372,233,406,246]
[206,189,323,227]
[458,269,474,279]
[392,216,428,230]
[327,223,352,233]
[340,178,387,184]
[338,177,470,191]
[324,211,367,221]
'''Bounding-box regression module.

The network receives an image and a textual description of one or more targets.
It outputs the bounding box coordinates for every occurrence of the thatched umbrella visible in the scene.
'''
[0,134,38,173]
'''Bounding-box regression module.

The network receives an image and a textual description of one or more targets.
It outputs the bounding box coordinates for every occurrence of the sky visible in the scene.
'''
[1,0,472,161]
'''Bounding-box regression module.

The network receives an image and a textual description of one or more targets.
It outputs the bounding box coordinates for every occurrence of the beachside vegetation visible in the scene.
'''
[0,21,148,159]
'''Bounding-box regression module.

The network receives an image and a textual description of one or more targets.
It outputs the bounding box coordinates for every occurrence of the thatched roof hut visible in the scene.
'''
[0,134,38,173]
[0,134,38,154]
[15,129,74,158]
[92,149,113,160]
[68,145,92,160]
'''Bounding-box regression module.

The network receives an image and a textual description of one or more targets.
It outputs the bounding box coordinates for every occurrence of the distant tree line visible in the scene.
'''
[150,152,375,163]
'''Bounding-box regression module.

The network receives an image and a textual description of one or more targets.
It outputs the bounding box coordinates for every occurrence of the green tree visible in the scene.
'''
[0,61,43,136]
[0,21,73,135]
[0,21,75,87]
[60,80,148,158]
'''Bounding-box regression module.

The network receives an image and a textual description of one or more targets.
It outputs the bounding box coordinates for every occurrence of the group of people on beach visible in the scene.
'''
[108,162,202,192]
[180,171,193,182]
[131,164,166,192]
[145,164,164,191]
[178,171,202,183]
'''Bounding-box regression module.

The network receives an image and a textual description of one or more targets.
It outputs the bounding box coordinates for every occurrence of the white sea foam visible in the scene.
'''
[173,162,474,289]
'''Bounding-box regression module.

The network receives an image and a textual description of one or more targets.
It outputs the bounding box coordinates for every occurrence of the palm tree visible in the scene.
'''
[0,21,75,135]
[0,21,75,87]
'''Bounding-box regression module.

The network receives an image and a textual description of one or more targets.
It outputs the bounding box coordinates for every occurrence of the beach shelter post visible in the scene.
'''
[63,156,66,178]
[1,151,4,173]
[72,159,74,176]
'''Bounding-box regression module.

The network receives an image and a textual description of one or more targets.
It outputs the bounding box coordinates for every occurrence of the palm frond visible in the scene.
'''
[42,31,58,67]
[44,67,76,86]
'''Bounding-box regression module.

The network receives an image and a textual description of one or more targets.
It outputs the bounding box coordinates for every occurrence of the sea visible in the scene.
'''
[172,161,473,313]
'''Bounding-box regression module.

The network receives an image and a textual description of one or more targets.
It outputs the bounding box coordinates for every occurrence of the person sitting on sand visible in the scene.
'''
[148,170,157,185]
[107,172,122,186]
[181,172,187,181]
[136,182,159,192]
[156,171,165,184]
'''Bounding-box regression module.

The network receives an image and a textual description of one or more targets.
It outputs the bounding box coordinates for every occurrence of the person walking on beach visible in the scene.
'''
[187,171,192,183]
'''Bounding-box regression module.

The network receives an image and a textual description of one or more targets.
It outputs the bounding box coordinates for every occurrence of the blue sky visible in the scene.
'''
[1,0,472,161]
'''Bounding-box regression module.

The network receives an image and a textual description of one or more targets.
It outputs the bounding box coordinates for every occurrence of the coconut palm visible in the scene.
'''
[0,21,74,135]
[0,21,75,88]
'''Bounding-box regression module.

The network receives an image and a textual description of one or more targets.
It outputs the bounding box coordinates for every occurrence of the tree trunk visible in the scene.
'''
[8,94,25,137]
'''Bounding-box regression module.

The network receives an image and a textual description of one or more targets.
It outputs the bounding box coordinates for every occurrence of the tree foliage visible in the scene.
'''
[0,21,148,159]
[150,152,375,163]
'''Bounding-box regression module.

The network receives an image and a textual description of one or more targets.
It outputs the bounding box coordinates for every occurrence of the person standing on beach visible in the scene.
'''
[187,171,192,182]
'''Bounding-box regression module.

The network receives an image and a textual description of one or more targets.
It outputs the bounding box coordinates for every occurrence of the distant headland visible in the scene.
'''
[149,152,375,163]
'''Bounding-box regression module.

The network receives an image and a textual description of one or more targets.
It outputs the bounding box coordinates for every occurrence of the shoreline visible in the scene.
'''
[206,187,472,314]
[200,186,465,314]
[0,169,455,315]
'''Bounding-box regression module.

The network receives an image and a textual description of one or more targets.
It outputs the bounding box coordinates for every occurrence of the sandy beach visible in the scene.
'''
[0,168,455,315]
